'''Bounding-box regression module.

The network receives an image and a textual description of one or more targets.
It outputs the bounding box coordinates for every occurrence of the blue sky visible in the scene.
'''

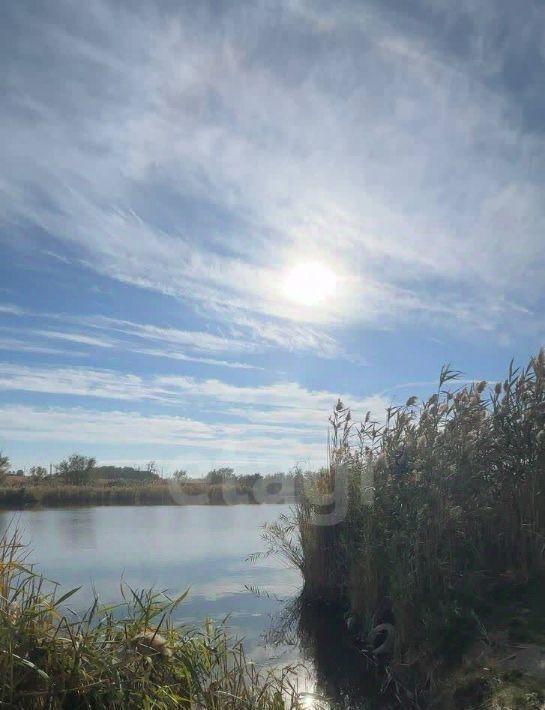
[1,0,544,474]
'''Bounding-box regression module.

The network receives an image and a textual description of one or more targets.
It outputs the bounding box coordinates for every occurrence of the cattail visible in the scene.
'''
[495,382,502,395]
[406,396,418,407]
[477,380,486,393]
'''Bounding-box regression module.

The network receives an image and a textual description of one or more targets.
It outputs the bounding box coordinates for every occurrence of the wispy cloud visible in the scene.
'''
[3,306,344,361]
[2,0,544,338]
[0,361,389,472]
[0,338,86,357]
[42,250,72,264]
[0,364,176,404]
[0,404,327,467]
[83,314,341,359]
[0,303,27,316]
[130,347,262,371]
[0,363,385,421]
[81,316,259,354]
[207,309,343,359]
[33,329,115,349]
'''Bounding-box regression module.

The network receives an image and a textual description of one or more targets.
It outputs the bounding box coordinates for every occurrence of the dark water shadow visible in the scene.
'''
[264,595,401,709]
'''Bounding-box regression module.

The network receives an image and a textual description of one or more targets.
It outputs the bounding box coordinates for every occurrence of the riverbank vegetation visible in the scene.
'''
[0,526,303,709]
[267,351,545,706]
[0,457,300,508]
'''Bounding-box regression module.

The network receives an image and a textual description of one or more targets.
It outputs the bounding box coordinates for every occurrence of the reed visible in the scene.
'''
[0,525,303,708]
[286,351,545,661]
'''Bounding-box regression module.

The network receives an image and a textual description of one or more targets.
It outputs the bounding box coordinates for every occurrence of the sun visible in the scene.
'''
[282,261,337,306]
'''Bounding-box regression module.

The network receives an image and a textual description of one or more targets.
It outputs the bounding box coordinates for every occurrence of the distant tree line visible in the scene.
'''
[0,451,305,490]
[0,453,159,486]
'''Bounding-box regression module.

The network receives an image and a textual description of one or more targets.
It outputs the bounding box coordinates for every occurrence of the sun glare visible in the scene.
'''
[283,262,337,307]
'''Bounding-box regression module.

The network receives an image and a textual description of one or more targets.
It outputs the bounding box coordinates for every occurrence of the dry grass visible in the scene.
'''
[0,481,266,508]
[282,351,545,664]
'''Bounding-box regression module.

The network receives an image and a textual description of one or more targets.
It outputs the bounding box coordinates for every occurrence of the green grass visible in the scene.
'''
[0,526,304,709]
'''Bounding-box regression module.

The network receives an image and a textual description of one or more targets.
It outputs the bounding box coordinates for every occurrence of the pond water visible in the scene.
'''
[0,505,389,708]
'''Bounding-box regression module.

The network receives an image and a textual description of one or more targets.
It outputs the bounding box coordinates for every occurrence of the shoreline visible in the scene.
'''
[0,483,298,509]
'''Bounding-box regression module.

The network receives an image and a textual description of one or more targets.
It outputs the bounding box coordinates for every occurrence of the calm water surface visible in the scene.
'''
[0,505,389,708]
[0,505,300,661]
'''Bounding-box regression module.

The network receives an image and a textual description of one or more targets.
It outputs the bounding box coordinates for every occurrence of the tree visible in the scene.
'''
[146,461,159,477]
[94,466,157,482]
[30,465,48,483]
[56,454,96,486]
[0,451,9,484]
[172,469,188,483]
[237,473,263,486]
[206,467,235,485]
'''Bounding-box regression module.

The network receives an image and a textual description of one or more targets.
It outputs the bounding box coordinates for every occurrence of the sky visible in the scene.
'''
[1,0,544,475]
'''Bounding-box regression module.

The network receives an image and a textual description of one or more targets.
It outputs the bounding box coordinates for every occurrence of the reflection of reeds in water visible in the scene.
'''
[262,594,399,710]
